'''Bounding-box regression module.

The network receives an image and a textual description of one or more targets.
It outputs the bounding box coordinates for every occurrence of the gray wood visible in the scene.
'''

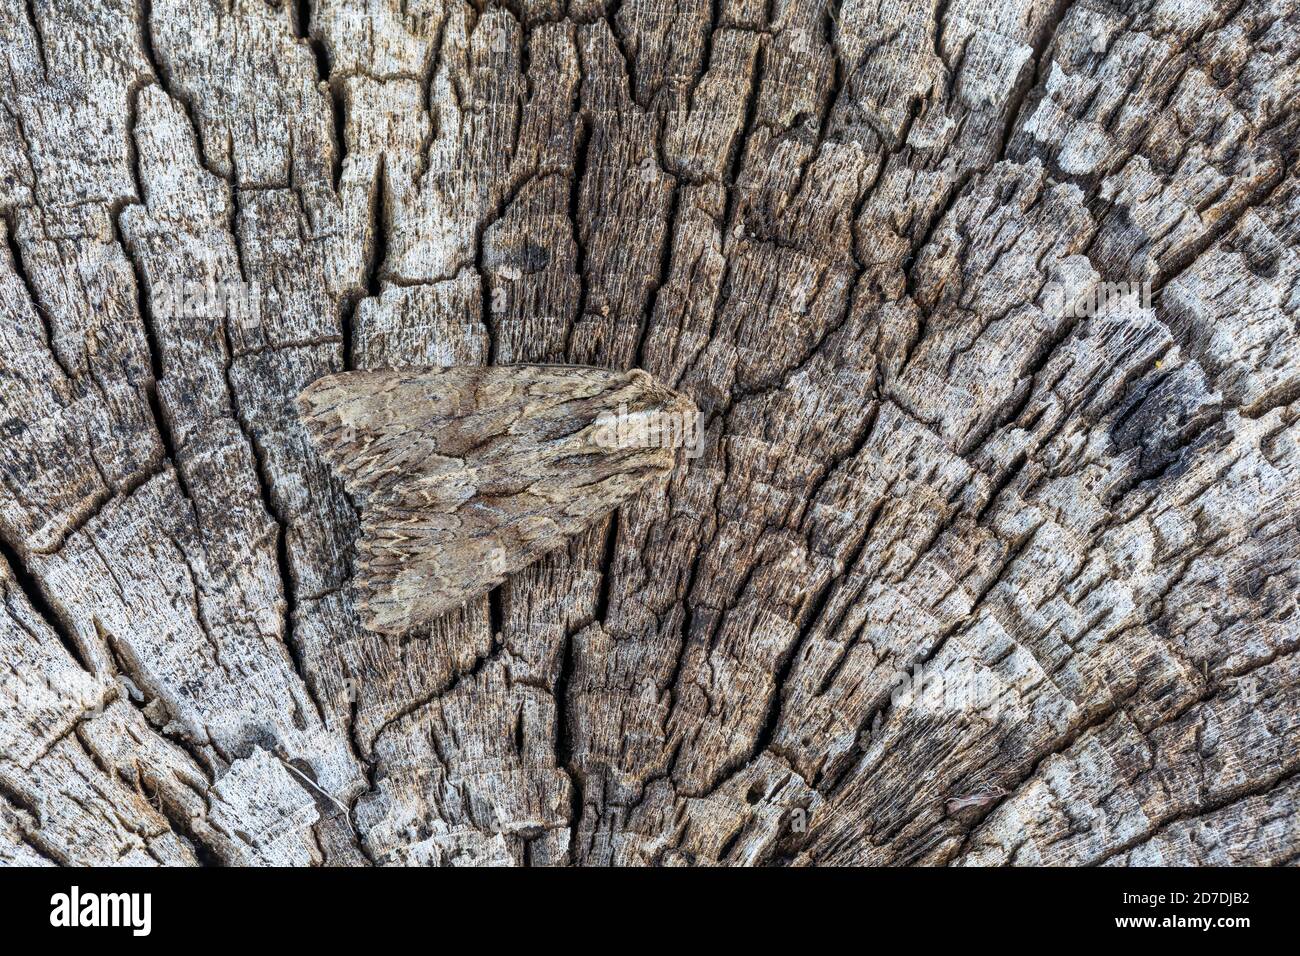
[0,0,1296,866]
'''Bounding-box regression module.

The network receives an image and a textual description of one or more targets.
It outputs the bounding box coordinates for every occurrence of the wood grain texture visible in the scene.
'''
[0,0,1296,866]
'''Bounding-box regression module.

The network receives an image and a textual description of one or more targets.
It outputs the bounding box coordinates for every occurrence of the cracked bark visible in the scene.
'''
[1,0,1297,866]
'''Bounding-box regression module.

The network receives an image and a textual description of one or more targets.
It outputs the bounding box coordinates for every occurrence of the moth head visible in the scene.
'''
[589,376,701,457]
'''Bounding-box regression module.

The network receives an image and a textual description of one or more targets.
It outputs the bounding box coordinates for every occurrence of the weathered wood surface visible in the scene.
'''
[0,0,1296,866]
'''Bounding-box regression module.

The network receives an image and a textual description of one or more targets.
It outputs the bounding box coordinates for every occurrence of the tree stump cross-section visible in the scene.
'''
[0,0,1297,866]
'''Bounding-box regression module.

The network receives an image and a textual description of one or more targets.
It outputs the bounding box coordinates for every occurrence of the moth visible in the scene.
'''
[298,365,698,634]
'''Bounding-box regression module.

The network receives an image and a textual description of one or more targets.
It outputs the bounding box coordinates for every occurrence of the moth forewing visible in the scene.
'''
[298,365,699,634]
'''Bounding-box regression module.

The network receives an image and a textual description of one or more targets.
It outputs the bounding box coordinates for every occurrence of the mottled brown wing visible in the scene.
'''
[298,365,698,633]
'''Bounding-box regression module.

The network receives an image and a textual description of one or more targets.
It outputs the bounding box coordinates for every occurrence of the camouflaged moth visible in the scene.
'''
[298,365,698,633]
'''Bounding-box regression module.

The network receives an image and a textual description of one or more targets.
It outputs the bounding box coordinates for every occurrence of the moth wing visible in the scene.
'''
[298,365,698,633]
[354,469,641,633]
[297,366,513,498]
